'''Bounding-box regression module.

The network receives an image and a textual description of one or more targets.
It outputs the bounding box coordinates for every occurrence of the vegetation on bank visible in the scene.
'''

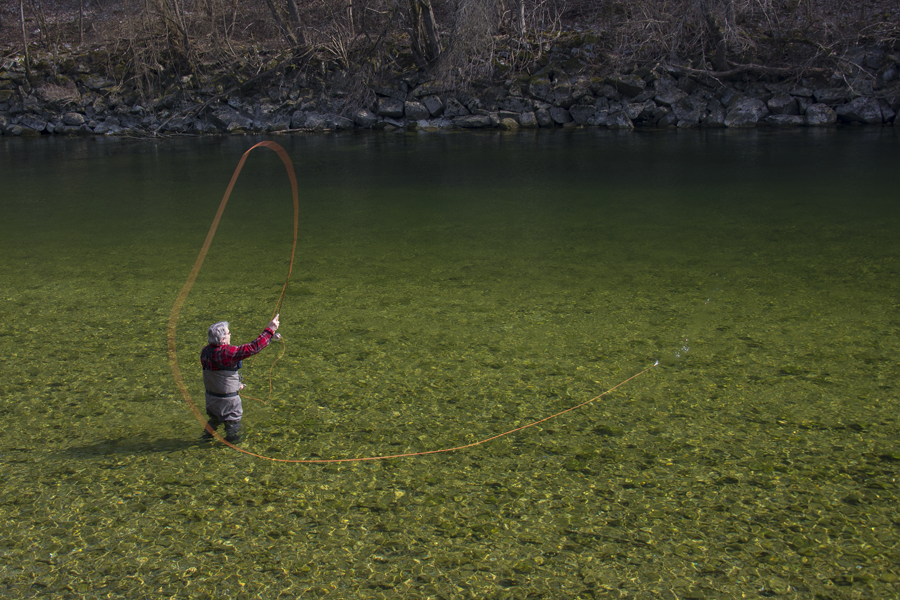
[1,0,899,110]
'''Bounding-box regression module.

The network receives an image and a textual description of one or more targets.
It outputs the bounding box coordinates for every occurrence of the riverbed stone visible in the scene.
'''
[805,103,837,126]
[499,117,519,130]
[836,97,883,124]
[725,98,768,127]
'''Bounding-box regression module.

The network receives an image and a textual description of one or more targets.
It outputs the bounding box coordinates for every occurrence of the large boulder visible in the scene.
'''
[805,103,837,126]
[519,111,538,128]
[453,114,492,128]
[654,81,688,107]
[443,97,469,117]
[610,74,646,97]
[212,107,253,131]
[353,108,377,128]
[375,97,404,118]
[422,96,445,117]
[836,97,883,124]
[724,98,768,127]
[549,107,573,124]
[767,92,799,115]
[671,98,703,126]
[569,104,596,124]
[535,108,553,127]
[404,100,430,121]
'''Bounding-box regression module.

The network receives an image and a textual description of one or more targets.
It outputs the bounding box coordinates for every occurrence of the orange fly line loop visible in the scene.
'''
[166,141,659,464]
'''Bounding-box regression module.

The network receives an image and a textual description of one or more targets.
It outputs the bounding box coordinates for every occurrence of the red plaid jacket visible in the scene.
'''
[200,328,275,371]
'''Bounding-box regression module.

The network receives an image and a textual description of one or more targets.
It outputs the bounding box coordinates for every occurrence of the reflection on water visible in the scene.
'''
[1,129,899,598]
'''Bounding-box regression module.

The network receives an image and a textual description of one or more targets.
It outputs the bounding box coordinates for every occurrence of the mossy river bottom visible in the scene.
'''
[1,129,898,599]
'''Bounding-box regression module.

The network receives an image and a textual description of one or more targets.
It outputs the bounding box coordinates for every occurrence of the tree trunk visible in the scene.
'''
[286,0,307,46]
[19,0,31,78]
[699,0,728,71]
[516,0,525,36]
[407,0,441,67]
[265,0,304,48]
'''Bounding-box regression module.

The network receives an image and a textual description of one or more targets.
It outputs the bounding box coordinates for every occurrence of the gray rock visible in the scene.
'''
[63,112,86,126]
[724,98,768,127]
[499,118,519,130]
[836,97,883,124]
[624,102,645,121]
[329,115,355,130]
[354,108,377,127]
[376,97,404,118]
[93,120,123,135]
[611,74,646,97]
[607,111,634,129]
[453,114,492,128]
[535,108,553,127]
[719,87,742,107]
[372,85,407,101]
[765,114,805,127]
[569,104,596,124]
[422,95,445,117]
[213,107,253,131]
[519,111,538,128]
[878,99,896,123]
[20,114,48,132]
[586,110,609,127]
[443,97,469,117]
[702,102,726,127]
[596,84,621,101]
[672,98,702,126]
[813,88,850,105]
[193,119,218,134]
[767,92,799,115]
[499,96,533,113]
[549,107,572,124]
[654,82,688,107]
[805,103,837,126]
[631,90,657,103]
[404,100,430,121]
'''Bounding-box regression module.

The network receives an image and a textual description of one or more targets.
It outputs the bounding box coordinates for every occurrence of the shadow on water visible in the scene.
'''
[61,436,207,458]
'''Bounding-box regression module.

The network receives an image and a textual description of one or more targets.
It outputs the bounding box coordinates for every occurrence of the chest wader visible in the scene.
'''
[201,362,244,443]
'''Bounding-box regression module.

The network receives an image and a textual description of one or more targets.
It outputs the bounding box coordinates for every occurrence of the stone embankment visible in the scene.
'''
[1,57,898,137]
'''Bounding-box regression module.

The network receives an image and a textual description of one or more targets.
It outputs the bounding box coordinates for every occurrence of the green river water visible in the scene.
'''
[0,128,898,599]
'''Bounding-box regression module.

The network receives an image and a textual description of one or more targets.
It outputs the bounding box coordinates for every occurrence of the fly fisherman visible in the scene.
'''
[200,315,280,443]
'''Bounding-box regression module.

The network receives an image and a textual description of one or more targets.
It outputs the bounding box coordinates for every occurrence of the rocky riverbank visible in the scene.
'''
[2,48,899,137]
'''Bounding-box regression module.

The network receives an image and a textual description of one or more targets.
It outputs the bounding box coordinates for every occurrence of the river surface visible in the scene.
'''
[1,129,898,598]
